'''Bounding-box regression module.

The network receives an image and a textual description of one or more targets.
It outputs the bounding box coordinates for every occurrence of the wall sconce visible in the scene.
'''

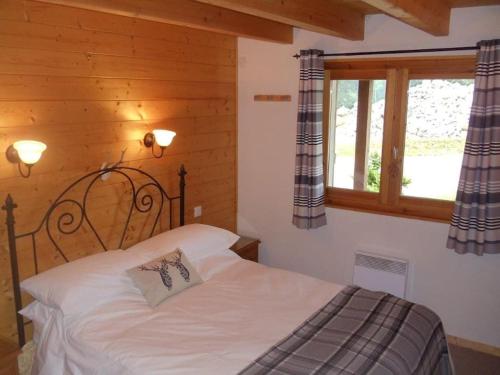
[143,129,176,158]
[6,140,47,178]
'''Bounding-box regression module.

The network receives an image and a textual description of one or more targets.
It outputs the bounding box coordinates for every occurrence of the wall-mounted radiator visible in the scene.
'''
[353,251,408,298]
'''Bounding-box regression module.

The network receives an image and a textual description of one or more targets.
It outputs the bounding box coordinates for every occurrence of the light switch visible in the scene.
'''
[194,206,202,218]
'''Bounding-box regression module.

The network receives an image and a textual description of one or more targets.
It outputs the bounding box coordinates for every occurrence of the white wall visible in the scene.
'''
[237,7,500,347]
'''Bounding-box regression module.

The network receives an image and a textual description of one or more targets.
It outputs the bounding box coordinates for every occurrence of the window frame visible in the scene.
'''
[323,55,476,222]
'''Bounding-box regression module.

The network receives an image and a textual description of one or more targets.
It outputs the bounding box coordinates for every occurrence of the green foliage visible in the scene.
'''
[402,175,412,188]
[404,139,465,156]
[366,152,382,192]
[337,139,465,157]
[366,152,412,193]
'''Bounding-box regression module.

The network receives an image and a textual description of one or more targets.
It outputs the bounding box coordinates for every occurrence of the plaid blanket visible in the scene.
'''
[239,286,452,375]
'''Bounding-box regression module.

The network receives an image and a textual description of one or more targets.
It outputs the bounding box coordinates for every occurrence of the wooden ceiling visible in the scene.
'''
[36,0,499,43]
[340,0,500,15]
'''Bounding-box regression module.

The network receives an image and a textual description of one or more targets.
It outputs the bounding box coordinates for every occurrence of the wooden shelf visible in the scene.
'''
[254,95,291,102]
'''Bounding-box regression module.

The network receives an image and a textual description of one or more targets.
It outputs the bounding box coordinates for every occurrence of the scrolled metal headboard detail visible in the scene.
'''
[2,165,187,347]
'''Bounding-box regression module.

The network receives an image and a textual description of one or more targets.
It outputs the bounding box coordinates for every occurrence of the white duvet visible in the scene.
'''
[32,250,343,375]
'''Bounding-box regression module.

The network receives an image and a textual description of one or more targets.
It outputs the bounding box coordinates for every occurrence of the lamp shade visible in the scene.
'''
[153,129,176,147]
[13,140,47,165]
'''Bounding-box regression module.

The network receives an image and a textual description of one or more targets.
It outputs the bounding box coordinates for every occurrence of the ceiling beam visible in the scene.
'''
[361,0,451,36]
[194,0,365,41]
[34,0,294,44]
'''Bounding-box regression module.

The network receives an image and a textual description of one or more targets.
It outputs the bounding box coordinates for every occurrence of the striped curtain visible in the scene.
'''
[447,39,500,255]
[292,49,327,229]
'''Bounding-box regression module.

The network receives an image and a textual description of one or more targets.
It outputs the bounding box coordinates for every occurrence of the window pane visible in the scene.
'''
[328,79,386,192]
[329,80,358,189]
[402,79,474,200]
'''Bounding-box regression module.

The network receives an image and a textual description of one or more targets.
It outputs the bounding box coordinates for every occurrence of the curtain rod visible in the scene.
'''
[292,46,478,59]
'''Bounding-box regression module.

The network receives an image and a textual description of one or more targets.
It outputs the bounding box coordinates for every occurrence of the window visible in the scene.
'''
[402,79,473,201]
[323,56,476,221]
[328,79,385,192]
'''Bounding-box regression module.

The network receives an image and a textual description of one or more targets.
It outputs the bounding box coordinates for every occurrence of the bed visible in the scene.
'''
[3,165,453,375]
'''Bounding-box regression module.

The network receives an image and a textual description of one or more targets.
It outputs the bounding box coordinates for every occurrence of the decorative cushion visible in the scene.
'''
[127,249,202,307]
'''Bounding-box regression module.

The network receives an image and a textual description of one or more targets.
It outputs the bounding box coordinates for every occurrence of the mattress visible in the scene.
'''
[32,250,344,375]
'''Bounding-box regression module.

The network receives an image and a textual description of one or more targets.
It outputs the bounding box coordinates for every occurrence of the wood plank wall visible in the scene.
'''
[0,0,237,341]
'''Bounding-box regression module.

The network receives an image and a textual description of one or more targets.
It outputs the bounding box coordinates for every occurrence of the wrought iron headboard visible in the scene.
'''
[2,165,187,347]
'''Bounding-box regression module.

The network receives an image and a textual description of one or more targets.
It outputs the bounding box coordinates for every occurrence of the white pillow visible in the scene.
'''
[20,225,238,316]
[19,301,56,343]
[20,250,147,316]
[127,224,239,261]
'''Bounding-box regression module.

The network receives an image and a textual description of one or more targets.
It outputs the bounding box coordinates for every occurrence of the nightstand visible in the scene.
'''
[231,236,260,262]
[0,338,19,375]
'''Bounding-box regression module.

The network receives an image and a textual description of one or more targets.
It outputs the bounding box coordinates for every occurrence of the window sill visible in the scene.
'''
[325,188,453,223]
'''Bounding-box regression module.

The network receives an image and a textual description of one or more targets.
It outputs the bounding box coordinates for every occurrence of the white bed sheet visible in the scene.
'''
[34,250,344,375]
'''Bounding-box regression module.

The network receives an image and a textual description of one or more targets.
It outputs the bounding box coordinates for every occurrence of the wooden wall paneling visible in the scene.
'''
[0,0,237,342]
[3,160,237,223]
[8,183,236,248]
[0,0,236,49]
[0,47,236,82]
[1,167,236,222]
[0,99,236,128]
[0,133,236,179]
[0,76,235,101]
[0,147,236,206]
[0,20,237,66]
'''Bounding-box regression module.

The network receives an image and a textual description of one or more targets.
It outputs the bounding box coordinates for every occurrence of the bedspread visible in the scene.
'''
[240,286,452,375]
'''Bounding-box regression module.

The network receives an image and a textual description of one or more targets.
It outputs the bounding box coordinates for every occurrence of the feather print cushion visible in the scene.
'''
[127,249,202,307]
